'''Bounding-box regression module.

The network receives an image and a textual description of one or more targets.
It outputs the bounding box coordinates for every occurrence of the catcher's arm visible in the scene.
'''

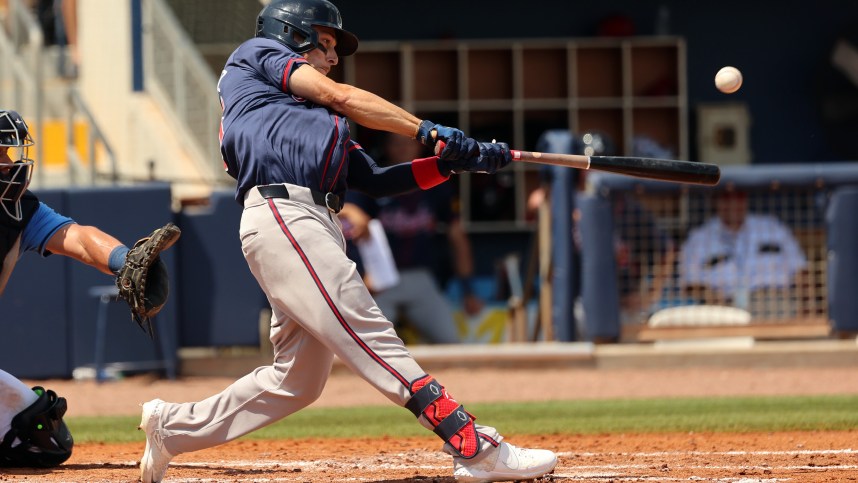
[44,224,124,275]
[115,223,181,338]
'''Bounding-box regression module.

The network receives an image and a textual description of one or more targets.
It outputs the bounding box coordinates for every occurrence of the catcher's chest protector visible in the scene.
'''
[0,191,39,269]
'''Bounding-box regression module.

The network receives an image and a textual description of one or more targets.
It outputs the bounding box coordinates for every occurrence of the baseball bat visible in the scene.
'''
[511,149,721,186]
[433,140,720,186]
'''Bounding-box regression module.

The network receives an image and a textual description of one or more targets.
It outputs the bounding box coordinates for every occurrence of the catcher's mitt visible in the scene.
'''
[115,223,181,338]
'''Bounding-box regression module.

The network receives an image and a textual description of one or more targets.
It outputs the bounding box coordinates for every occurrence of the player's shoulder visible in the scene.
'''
[234,37,299,57]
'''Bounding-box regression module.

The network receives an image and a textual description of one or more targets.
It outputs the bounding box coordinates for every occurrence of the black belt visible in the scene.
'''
[257,184,342,214]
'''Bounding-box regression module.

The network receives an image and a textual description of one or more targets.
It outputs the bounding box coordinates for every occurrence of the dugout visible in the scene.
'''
[574,162,858,342]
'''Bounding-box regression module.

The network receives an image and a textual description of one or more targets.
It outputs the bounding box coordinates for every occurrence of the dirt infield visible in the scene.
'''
[9,365,858,482]
[5,432,858,482]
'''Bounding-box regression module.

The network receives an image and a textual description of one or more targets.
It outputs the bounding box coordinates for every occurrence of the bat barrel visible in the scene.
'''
[590,156,721,186]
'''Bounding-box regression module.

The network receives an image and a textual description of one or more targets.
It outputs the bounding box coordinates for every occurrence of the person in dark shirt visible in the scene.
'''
[341,133,483,344]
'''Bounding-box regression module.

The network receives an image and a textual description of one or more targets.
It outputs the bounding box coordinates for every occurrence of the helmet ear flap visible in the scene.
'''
[255,0,357,56]
[256,10,316,54]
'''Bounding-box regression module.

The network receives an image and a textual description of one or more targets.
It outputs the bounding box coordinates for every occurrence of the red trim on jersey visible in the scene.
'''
[318,117,340,191]
[412,156,449,190]
[327,135,350,192]
[281,58,306,93]
[266,199,411,388]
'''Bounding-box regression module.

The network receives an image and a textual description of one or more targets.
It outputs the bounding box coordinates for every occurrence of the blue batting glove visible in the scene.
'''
[416,120,477,160]
[445,141,512,174]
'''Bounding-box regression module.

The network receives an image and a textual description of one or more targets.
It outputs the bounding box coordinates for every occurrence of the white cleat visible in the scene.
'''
[138,399,173,483]
[453,441,558,482]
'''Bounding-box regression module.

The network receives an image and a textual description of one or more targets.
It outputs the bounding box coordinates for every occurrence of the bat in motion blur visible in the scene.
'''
[510,149,720,186]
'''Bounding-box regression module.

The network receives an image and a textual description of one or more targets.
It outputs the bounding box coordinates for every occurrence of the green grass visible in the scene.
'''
[66,395,858,444]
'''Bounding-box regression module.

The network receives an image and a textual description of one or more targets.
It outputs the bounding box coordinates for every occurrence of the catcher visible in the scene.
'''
[0,109,179,468]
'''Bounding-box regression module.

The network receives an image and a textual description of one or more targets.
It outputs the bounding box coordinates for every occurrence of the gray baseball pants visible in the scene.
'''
[152,184,502,457]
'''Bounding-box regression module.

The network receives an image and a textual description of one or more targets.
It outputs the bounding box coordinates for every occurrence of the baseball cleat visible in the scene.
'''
[139,399,173,483]
[453,441,557,482]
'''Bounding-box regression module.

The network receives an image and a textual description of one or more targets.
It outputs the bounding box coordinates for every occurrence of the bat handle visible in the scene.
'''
[434,140,446,156]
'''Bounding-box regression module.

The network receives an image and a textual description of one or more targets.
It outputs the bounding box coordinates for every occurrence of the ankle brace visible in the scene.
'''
[405,375,480,458]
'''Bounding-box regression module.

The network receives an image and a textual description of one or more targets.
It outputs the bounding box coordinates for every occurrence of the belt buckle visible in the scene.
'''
[325,192,340,214]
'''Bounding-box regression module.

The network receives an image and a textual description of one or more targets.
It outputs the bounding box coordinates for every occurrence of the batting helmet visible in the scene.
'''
[0,110,35,221]
[256,0,358,57]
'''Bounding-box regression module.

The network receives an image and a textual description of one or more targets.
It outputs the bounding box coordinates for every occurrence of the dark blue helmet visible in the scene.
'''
[256,0,358,57]
[0,110,35,221]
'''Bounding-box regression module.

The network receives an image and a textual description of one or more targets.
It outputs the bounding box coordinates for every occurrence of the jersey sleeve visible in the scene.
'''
[246,39,308,94]
[346,144,423,197]
[19,202,74,256]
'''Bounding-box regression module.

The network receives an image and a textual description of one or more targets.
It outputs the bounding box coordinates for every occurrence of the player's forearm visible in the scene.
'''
[46,224,120,275]
[325,84,422,138]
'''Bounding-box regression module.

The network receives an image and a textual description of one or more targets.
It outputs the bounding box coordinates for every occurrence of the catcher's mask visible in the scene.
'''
[256,0,358,57]
[0,110,35,221]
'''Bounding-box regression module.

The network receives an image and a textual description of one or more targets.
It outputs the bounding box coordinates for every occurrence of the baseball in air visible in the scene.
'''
[715,66,743,94]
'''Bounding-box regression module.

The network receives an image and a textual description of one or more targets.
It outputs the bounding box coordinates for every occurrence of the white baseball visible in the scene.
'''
[715,66,743,94]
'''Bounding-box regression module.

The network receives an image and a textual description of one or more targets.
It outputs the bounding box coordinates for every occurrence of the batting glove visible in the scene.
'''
[444,141,512,174]
[416,120,478,160]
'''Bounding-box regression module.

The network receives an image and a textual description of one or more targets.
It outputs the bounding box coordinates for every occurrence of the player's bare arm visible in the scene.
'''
[43,224,122,275]
[289,46,422,138]
[288,26,478,161]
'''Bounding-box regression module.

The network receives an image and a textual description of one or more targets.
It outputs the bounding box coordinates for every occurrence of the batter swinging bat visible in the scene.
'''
[511,149,721,186]
[434,140,720,186]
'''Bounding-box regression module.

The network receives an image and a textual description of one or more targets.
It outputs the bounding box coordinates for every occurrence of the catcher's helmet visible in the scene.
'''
[256,0,358,57]
[0,110,34,221]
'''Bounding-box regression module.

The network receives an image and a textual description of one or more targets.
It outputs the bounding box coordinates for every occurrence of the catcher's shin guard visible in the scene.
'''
[0,387,73,468]
[406,375,480,459]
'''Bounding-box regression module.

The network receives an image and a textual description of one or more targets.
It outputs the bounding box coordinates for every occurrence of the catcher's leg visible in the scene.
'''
[0,387,74,468]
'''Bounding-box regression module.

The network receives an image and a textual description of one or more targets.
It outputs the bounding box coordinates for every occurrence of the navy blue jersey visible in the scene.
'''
[218,38,359,202]
[219,38,433,204]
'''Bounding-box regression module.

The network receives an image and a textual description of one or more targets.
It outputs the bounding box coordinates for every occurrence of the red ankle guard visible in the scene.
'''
[405,375,480,458]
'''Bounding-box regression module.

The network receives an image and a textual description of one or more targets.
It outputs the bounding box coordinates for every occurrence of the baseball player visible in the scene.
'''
[138,1,557,482]
[0,109,178,467]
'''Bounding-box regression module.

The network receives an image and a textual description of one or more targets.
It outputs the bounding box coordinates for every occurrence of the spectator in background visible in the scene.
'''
[679,189,808,317]
[57,0,77,78]
[30,0,77,78]
[339,132,482,344]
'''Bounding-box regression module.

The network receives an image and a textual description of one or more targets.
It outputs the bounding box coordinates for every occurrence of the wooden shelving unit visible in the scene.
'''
[338,36,688,231]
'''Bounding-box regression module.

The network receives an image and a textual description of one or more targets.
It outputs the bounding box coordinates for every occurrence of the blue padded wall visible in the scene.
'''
[176,190,265,347]
[0,189,70,378]
[827,187,858,333]
[62,184,178,373]
[578,193,621,342]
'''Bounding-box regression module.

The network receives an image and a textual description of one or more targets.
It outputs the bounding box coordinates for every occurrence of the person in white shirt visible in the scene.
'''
[680,189,807,317]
